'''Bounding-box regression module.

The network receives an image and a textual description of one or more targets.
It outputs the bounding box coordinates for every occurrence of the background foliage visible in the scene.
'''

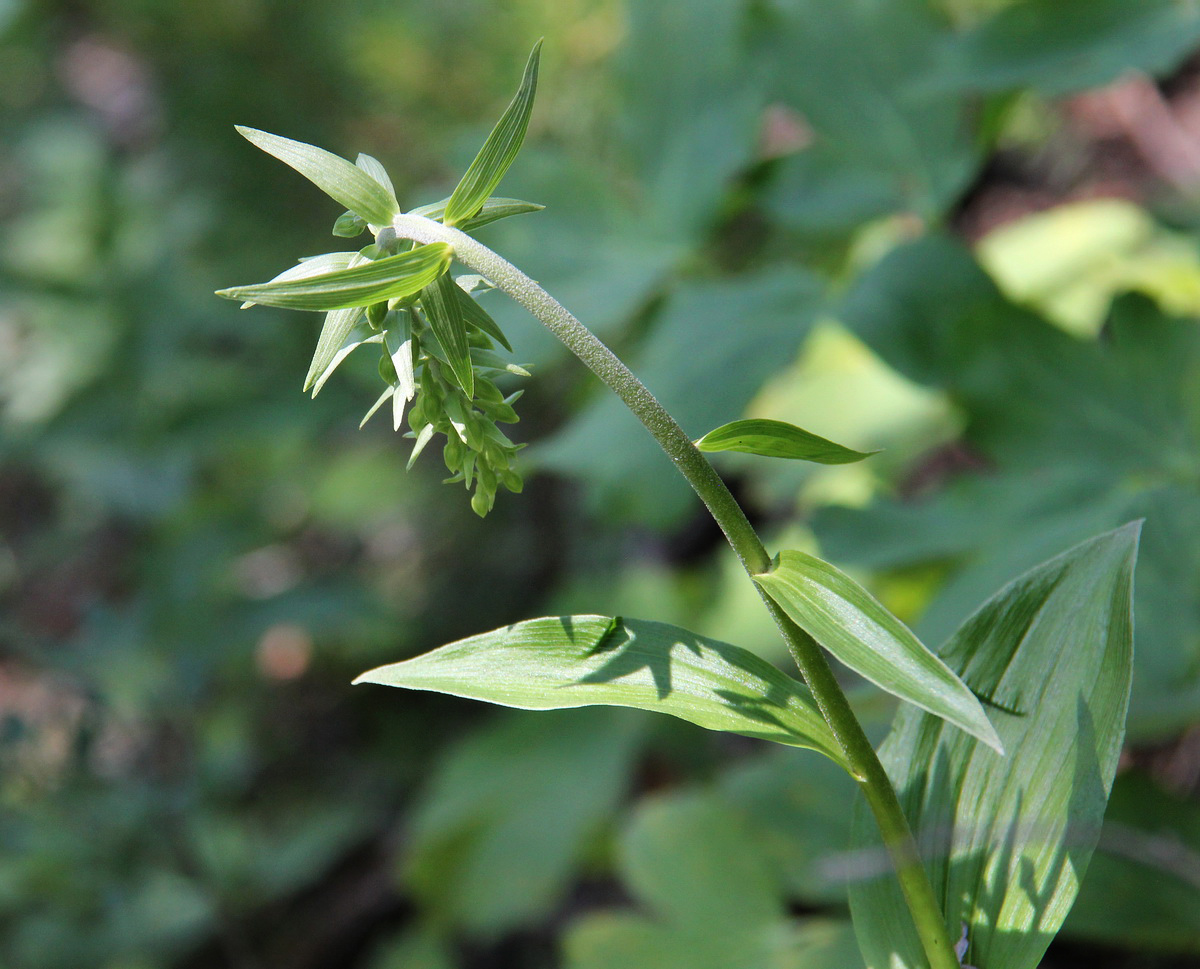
[3,1,1200,966]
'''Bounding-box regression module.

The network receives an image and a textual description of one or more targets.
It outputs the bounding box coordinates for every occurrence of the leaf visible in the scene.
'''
[617,0,764,236]
[761,0,978,219]
[754,550,1002,752]
[236,251,356,308]
[332,210,368,237]
[696,419,877,464]
[308,319,380,396]
[828,237,1200,736]
[455,285,512,351]
[216,242,452,311]
[933,0,1200,97]
[355,152,397,203]
[442,40,542,227]
[235,126,399,227]
[847,525,1138,969]
[406,709,644,933]
[383,312,416,430]
[720,746,860,905]
[419,270,473,397]
[410,196,545,232]
[355,615,849,769]
[564,788,863,969]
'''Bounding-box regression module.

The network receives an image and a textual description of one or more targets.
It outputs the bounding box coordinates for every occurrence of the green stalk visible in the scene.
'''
[391,213,962,969]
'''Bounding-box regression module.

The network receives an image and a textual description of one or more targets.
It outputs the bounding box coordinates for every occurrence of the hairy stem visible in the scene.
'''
[391,213,961,969]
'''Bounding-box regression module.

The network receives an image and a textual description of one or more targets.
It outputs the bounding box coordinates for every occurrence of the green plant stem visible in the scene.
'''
[391,213,962,969]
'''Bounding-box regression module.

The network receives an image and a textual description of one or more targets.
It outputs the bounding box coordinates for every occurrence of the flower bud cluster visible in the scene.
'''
[365,287,527,517]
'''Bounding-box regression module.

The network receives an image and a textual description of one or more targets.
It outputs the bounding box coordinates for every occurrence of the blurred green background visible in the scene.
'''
[4,0,1200,966]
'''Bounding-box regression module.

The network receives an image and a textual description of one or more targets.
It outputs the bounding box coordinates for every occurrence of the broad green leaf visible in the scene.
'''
[455,285,512,351]
[236,251,356,308]
[849,524,1138,969]
[235,126,399,227]
[419,270,473,397]
[407,710,644,933]
[442,40,542,227]
[696,419,876,464]
[410,196,545,231]
[355,615,849,768]
[216,242,452,311]
[829,237,1200,736]
[754,550,1002,752]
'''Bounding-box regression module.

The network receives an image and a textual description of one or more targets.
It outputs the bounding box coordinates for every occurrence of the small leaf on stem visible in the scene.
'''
[442,40,543,227]
[235,126,399,227]
[754,550,1002,752]
[696,418,877,464]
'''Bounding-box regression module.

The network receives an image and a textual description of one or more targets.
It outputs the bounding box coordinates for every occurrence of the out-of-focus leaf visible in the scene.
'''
[442,40,542,228]
[721,746,861,904]
[419,269,473,396]
[762,0,978,218]
[356,614,848,767]
[411,196,545,231]
[975,198,1200,335]
[754,550,1001,752]
[849,525,1138,969]
[216,242,451,311]
[564,789,863,969]
[1064,769,1200,953]
[696,418,877,464]
[933,0,1200,97]
[235,126,399,226]
[619,0,764,235]
[405,709,643,933]
[368,927,455,969]
[236,251,356,308]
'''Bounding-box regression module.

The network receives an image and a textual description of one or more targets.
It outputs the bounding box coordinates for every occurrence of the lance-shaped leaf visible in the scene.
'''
[420,269,473,396]
[848,523,1139,969]
[216,241,452,311]
[237,252,357,308]
[308,319,380,397]
[355,615,850,770]
[696,418,878,464]
[411,196,545,232]
[235,126,399,227]
[755,550,1002,752]
[455,285,512,351]
[383,312,416,431]
[442,40,542,227]
[355,152,397,202]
